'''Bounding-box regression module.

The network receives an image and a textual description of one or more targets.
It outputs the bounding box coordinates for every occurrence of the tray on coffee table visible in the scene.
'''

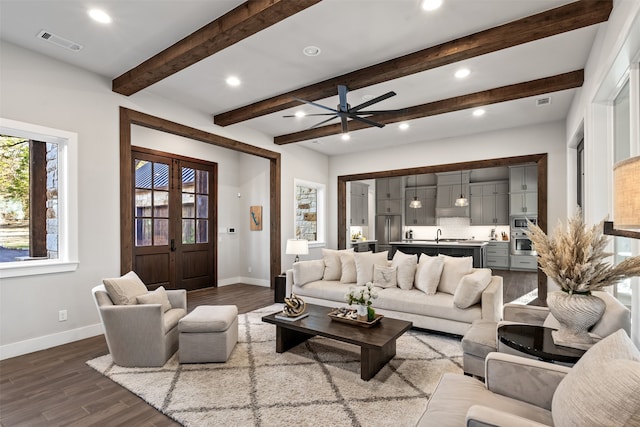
[327,308,383,328]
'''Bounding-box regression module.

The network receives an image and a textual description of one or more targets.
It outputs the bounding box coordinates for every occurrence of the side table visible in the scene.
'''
[274,274,286,303]
[498,324,585,364]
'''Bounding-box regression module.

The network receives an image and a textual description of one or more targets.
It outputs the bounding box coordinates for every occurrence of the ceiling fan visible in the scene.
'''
[284,85,404,133]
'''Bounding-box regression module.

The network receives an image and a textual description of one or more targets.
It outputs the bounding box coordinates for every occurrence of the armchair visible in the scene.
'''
[418,329,640,427]
[92,284,187,367]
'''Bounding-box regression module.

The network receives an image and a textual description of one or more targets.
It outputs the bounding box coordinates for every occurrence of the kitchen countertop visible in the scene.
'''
[390,239,489,247]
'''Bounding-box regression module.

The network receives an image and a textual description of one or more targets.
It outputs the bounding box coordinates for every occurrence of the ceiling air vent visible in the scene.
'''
[37,30,83,52]
[536,97,551,107]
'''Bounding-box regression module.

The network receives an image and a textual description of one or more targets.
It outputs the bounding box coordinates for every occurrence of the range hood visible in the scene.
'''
[436,206,470,218]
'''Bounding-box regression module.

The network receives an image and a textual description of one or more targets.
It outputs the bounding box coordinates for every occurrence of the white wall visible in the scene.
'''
[0,41,327,359]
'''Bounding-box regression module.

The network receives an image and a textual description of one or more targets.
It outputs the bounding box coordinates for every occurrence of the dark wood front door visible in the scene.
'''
[132,149,216,290]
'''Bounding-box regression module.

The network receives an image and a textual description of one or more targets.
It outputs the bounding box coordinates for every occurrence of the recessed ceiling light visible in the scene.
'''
[473,108,486,117]
[399,123,410,130]
[225,76,241,87]
[303,46,321,57]
[361,94,374,101]
[88,9,112,24]
[455,68,470,79]
[295,111,306,118]
[421,0,443,11]
[341,133,351,141]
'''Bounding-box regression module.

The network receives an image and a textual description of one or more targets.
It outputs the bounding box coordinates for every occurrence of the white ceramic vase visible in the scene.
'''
[356,304,368,321]
[547,291,606,349]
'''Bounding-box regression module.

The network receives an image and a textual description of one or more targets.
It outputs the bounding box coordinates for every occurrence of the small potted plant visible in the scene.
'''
[345,282,379,321]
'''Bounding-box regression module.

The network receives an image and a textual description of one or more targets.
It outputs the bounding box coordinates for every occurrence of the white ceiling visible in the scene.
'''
[0,0,601,156]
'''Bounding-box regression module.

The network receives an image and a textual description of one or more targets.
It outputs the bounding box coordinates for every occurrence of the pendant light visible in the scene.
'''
[409,175,422,208]
[454,170,469,207]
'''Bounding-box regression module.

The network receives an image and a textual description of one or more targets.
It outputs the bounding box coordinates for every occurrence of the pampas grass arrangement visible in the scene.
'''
[526,211,640,295]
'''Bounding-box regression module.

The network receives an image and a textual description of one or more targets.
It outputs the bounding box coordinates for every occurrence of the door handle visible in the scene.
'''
[171,239,176,252]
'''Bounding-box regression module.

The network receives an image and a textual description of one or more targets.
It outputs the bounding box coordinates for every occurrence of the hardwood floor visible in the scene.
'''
[0,275,535,426]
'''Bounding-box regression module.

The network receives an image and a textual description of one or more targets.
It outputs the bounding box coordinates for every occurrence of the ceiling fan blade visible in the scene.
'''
[309,115,339,129]
[350,91,396,112]
[348,114,385,128]
[341,116,348,133]
[292,96,338,114]
[337,85,349,112]
[283,113,339,118]
[350,108,408,115]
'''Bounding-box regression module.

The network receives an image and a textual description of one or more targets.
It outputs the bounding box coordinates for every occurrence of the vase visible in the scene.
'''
[356,304,368,322]
[546,291,606,350]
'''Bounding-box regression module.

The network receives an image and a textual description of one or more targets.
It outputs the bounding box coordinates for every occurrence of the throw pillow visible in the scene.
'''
[136,286,172,312]
[373,264,397,288]
[103,271,148,305]
[453,268,492,309]
[552,329,640,427]
[354,251,389,286]
[339,251,357,283]
[293,259,325,286]
[322,248,353,280]
[414,255,445,294]
[391,250,418,290]
[437,255,473,295]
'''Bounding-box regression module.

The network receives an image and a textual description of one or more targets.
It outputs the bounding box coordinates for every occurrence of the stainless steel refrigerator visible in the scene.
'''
[375,215,402,253]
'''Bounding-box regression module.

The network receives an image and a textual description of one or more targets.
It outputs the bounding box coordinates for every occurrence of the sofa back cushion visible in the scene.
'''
[437,255,473,295]
[452,268,492,308]
[293,259,325,286]
[103,271,148,305]
[552,329,640,427]
[414,255,444,294]
[322,248,353,281]
[354,251,389,286]
[392,250,418,290]
[339,251,357,283]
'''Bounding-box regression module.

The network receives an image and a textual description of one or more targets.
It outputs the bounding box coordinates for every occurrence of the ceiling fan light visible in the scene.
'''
[341,133,351,141]
[410,198,422,209]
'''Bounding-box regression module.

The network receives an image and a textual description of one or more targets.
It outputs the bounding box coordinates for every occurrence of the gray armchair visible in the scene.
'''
[418,329,640,427]
[92,284,187,367]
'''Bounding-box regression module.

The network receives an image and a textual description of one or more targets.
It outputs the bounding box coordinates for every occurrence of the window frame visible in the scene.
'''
[0,118,78,278]
[293,178,326,248]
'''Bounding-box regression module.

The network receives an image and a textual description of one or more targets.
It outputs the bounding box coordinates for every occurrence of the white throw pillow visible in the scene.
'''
[136,286,172,312]
[339,251,357,283]
[373,264,397,288]
[391,250,418,290]
[354,251,389,286]
[103,271,148,305]
[322,248,353,281]
[293,259,325,286]
[415,255,445,294]
[438,255,473,295]
[453,268,492,308]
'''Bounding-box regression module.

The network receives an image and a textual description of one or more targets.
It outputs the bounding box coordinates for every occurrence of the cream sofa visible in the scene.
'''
[285,249,503,335]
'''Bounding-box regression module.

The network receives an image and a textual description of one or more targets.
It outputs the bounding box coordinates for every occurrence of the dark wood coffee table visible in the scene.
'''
[262,304,412,380]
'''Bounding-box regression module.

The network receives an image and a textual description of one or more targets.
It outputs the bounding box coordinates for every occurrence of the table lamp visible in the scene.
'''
[286,238,308,263]
[604,155,640,239]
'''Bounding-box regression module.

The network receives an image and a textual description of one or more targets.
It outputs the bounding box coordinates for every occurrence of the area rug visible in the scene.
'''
[87,304,463,426]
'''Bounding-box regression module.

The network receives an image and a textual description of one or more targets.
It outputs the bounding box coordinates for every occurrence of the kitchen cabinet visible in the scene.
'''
[469,181,509,225]
[377,198,403,215]
[510,192,537,215]
[405,187,436,226]
[509,165,538,192]
[376,177,402,215]
[510,254,538,271]
[486,241,509,269]
[350,182,369,226]
[390,241,487,268]
[435,171,470,217]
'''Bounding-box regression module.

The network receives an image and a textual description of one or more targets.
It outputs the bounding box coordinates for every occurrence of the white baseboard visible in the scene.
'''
[0,323,104,360]
[218,277,270,287]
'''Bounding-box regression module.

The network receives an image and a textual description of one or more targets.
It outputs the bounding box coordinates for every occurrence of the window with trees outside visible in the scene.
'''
[294,178,325,247]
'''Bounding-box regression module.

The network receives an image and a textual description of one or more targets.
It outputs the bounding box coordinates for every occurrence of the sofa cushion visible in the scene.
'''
[354,251,389,286]
[552,329,640,427]
[136,286,172,312]
[322,248,353,281]
[391,250,417,290]
[415,255,445,295]
[453,268,492,309]
[438,255,473,295]
[293,259,325,286]
[103,271,148,305]
[373,264,397,288]
[339,251,357,283]
[292,281,353,303]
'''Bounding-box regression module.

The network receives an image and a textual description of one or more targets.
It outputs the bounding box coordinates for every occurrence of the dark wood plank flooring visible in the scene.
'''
[0,274,535,426]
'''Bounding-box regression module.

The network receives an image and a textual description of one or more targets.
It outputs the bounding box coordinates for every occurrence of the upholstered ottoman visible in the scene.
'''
[179,305,238,363]
[461,319,498,377]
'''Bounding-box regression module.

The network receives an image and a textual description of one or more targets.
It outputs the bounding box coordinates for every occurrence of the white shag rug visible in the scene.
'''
[87,304,463,426]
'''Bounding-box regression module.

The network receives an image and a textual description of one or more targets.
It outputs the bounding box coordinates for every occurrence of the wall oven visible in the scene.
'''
[510,216,537,255]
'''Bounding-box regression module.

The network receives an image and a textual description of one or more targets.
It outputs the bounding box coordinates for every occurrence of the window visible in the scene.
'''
[294,178,325,247]
[0,118,78,278]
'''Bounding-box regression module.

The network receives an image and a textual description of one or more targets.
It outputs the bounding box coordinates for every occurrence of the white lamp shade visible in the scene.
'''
[286,239,309,255]
[614,156,640,229]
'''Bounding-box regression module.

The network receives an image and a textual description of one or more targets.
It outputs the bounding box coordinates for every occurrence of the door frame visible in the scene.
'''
[119,107,282,288]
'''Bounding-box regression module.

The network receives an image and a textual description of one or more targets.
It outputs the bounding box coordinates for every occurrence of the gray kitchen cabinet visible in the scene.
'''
[350,182,368,226]
[486,241,509,269]
[509,192,538,215]
[509,165,538,192]
[376,177,402,215]
[405,187,436,226]
[469,181,509,225]
[377,198,403,215]
[510,254,538,271]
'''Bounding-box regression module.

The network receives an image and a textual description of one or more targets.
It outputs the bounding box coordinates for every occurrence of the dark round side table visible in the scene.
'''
[497,324,586,364]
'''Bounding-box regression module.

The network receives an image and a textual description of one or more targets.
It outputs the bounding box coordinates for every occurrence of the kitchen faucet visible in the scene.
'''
[436,228,442,243]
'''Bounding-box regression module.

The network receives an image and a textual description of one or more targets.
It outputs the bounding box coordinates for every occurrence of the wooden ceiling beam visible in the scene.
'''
[273,70,584,145]
[112,0,322,96]
[214,0,611,127]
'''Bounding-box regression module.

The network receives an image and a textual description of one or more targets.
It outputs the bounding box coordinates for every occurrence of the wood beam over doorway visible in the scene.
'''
[112,0,322,96]
[214,0,611,126]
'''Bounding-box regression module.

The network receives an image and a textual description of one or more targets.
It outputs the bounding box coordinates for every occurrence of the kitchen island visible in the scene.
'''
[390,240,488,268]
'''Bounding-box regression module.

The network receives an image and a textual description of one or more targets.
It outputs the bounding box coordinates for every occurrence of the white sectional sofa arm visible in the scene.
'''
[466,405,551,427]
[480,276,503,322]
